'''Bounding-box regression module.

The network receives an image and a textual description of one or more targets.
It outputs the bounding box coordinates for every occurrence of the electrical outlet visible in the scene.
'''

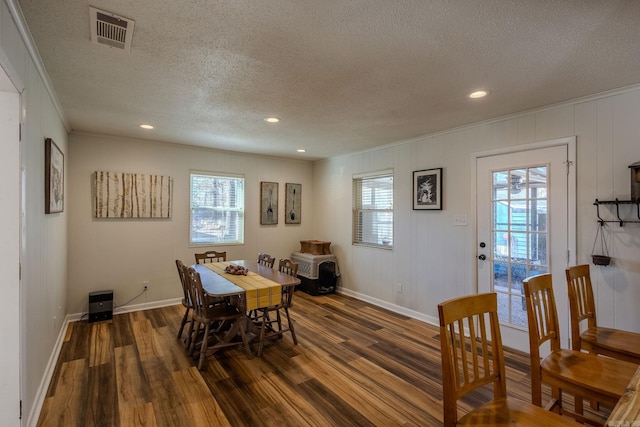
[143,281,149,291]
[396,283,402,293]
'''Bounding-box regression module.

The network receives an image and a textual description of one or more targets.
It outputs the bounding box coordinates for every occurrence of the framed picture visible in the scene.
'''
[285,183,301,224]
[260,181,278,224]
[45,138,64,213]
[413,168,442,210]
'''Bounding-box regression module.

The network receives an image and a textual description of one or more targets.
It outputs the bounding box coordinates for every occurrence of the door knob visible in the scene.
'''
[478,254,486,261]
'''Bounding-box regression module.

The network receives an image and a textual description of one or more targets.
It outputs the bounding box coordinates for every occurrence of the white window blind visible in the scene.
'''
[353,170,393,249]
[190,172,244,245]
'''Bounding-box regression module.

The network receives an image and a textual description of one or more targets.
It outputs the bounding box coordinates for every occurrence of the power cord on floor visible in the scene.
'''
[114,287,148,311]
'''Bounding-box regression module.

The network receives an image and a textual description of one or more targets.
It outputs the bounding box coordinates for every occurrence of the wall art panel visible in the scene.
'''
[94,171,172,218]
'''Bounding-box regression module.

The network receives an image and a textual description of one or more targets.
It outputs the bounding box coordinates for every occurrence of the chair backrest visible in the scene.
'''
[523,273,562,406]
[566,264,597,351]
[438,293,506,427]
[184,265,207,316]
[278,259,299,307]
[195,250,227,264]
[175,259,191,305]
[278,258,299,277]
[257,253,275,268]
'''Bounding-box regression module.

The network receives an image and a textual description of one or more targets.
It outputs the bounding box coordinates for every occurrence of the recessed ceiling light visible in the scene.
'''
[140,124,154,129]
[297,149,306,153]
[468,90,489,99]
[264,117,280,123]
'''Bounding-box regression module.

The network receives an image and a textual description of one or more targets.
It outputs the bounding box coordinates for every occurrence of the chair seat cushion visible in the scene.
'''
[458,397,577,426]
[582,327,640,361]
[541,349,637,403]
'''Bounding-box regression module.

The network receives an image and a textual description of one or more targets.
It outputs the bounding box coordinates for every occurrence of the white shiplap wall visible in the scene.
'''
[315,86,640,332]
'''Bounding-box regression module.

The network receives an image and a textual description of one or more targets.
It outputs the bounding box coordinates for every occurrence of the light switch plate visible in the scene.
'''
[453,214,468,226]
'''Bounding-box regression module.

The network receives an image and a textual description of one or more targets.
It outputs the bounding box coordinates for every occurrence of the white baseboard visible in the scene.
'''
[337,288,439,327]
[26,315,70,427]
[65,297,182,322]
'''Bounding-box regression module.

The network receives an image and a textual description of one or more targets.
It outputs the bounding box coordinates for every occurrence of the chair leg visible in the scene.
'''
[189,321,201,355]
[177,307,190,339]
[284,307,297,345]
[237,318,252,359]
[198,323,211,370]
[257,309,269,357]
[574,394,584,418]
[185,315,197,350]
[552,387,563,414]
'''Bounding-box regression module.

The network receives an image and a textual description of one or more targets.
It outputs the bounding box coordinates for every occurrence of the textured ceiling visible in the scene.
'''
[16,0,640,160]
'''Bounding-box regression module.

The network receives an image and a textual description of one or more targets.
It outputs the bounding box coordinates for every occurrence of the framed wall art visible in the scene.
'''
[285,183,301,224]
[413,168,442,210]
[260,181,278,225]
[45,138,64,214]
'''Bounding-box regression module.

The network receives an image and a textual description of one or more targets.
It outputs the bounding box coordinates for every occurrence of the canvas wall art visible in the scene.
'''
[260,181,278,225]
[94,171,172,218]
[285,183,301,224]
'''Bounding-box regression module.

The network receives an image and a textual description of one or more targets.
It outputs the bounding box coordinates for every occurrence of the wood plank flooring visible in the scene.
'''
[37,291,609,426]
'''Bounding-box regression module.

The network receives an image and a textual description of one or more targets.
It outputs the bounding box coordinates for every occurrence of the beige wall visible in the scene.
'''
[315,86,640,334]
[67,134,314,315]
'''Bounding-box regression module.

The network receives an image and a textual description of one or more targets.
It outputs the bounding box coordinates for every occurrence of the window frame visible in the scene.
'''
[190,171,245,246]
[352,169,394,250]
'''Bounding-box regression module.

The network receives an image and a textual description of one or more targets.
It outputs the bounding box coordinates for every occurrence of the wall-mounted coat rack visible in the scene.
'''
[593,198,640,226]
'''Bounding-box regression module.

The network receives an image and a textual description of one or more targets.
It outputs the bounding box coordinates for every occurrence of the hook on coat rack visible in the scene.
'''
[594,199,605,225]
[614,198,624,226]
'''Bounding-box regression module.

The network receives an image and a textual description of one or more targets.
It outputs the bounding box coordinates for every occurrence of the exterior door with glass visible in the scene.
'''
[477,142,573,353]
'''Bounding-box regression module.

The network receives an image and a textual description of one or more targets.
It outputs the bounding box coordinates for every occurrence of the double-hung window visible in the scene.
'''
[190,172,244,245]
[353,169,393,249]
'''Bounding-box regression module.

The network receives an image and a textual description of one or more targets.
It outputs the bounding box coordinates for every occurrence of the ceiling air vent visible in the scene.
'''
[89,7,135,52]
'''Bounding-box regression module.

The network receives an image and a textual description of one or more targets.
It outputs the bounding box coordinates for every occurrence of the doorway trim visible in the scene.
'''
[0,49,23,425]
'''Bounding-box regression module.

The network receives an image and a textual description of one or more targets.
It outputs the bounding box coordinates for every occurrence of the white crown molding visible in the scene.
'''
[6,0,71,132]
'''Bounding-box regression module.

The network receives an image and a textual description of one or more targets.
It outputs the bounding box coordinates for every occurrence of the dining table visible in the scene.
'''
[606,365,640,426]
[194,259,300,310]
[192,259,301,354]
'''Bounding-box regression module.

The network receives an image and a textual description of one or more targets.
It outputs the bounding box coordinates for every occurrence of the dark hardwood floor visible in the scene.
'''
[37,291,608,426]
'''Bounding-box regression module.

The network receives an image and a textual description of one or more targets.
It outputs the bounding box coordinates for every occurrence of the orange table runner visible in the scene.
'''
[203,262,282,311]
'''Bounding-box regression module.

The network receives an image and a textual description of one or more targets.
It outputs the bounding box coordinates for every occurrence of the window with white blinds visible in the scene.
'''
[190,172,244,245]
[353,170,393,249]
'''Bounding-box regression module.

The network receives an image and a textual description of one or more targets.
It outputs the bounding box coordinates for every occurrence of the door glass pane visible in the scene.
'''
[528,167,547,199]
[510,169,527,200]
[491,165,549,328]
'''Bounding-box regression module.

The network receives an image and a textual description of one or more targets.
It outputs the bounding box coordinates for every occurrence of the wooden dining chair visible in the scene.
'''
[175,260,194,346]
[566,264,640,364]
[523,273,637,425]
[438,292,578,427]
[257,252,275,268]
[255,259,299,357]
[184,265,251,369]
[195,250,227,264]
